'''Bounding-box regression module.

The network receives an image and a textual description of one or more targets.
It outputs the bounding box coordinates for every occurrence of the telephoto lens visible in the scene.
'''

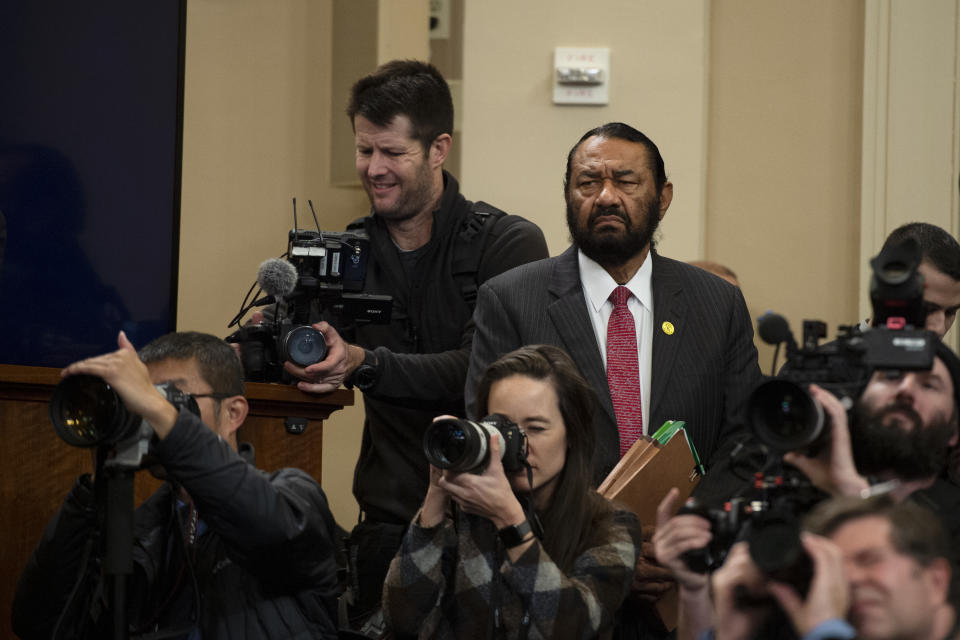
[746,508,813,598]
[746,379,828,453]
[423,414,527,473]
[49,374,142,447]
[282,325,327,367]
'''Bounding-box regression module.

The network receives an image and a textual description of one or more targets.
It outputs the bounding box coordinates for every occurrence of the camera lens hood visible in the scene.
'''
[49,374,140,448]
[423,418,492,472]
[747,378,826,452]
[282,325,327,367]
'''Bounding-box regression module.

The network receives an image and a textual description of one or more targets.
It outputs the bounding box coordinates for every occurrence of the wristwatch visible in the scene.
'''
[345,349,379,391]
[497,519,533,549]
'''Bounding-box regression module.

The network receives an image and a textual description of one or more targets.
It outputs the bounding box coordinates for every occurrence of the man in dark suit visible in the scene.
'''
[465,123,760,636]
[467,121,759,487]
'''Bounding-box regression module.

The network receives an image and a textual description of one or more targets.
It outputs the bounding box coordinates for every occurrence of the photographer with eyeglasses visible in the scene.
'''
[12,331,340,640]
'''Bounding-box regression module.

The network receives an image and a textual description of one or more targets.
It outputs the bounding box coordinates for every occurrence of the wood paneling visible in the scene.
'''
[0,364,351,640]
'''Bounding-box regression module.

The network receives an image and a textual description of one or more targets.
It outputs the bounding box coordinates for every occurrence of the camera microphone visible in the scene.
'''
[256,258,298,302]
[757,312,797,351]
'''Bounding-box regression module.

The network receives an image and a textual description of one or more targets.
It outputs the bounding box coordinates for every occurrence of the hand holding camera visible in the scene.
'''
[421,415,528,531]
[59,331,179,440]
[227,213,392,385]
[437,433,526,530]
[710,543,773,640]
[781,384,869,498]
[282,321,363,394]
[652,488,712,593]
[766,533,848,638]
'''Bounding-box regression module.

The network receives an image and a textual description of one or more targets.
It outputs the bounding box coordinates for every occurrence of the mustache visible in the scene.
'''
[877,400,924,430]
[588,205,629,228]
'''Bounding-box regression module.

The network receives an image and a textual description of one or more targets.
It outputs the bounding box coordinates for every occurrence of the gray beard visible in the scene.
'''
[565,197,660,269]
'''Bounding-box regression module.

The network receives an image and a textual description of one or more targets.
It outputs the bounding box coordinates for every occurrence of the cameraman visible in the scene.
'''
[653,342,960,639]
[879,223,960,339]
[785,340,960,539]
[383,345,641,639]
[282,60,548,629]
[12,331,340,639]
[697,495,957,640]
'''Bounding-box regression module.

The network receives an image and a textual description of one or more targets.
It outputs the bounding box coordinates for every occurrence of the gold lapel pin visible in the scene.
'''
[662,321,675,336]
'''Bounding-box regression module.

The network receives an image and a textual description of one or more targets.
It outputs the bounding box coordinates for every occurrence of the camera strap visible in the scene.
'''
[452,202,507,307]
[520,466,545,540]
[490,536,533,640]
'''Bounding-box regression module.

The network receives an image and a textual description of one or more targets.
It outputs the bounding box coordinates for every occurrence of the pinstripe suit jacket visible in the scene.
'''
[466,246,760,494]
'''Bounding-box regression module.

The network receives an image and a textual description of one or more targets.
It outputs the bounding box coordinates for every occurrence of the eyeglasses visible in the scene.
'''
[189,392,235,401]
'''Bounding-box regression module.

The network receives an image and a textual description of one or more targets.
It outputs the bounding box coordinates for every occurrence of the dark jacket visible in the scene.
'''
[466,247,761,494]
[12,409,340,640]
[342,171,549,523]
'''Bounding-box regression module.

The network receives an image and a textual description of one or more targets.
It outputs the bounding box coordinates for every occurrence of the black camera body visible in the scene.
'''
[287,229,369,298]
[679,473,820,599]
[284,229,393,326]
[49,374,200,470]
[747,321,873,454]
[228,225,393,383]
[747,236,935,454]
[677,497,753,574]
[680,237,935,598]
[423,414,528,473]
[230,320,328,383]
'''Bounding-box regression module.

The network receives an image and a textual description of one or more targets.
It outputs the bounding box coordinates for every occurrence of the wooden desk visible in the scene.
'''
[0,364,352,640]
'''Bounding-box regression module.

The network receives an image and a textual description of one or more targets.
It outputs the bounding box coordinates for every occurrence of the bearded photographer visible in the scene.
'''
[653,341,960,639]
[784,340,960,541]
[263,60,548,633]
[12,331,340,639]
[382,345,641,639]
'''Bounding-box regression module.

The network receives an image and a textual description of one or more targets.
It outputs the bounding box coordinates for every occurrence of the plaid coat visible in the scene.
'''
[383,508,640,639]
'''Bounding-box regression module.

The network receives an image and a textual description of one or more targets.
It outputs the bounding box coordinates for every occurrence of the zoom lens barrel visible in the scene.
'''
[746,379,826,452]
[282,325,327,367]
[49,374,141,448]
[747,510,813,598]
[423,418,492,472]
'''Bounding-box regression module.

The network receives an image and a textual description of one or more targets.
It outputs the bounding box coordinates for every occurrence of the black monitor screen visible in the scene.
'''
[0,1,185,367]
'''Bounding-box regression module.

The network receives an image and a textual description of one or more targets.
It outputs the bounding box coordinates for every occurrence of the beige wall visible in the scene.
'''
[180,0,366,525]
[461,1,710,261]
[461,0,867,370]
[707,0,865,370]
[860,0,960,342]
[180,0,429,527]
[178,0,955,526]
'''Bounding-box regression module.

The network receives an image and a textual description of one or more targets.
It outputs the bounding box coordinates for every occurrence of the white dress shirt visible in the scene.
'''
[578,250,653,434]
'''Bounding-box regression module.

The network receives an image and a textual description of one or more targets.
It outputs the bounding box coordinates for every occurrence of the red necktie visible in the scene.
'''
[606,286,642,456]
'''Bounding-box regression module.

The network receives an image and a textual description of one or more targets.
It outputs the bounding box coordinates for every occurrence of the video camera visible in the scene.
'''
[227,199,392,382]
[49,374,200,470]
[678,237,936,590]
[747,236,935,454]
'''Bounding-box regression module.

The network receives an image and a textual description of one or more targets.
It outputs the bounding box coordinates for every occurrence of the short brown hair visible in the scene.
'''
[347,59,453,153]
[805,495,951,571]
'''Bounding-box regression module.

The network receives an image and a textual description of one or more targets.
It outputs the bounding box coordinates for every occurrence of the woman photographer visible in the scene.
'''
[383,344,640,639]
